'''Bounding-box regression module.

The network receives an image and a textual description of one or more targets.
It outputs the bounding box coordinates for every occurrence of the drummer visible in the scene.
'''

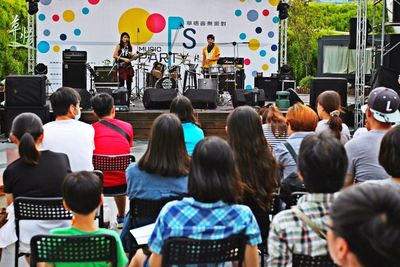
[202,34,220,76]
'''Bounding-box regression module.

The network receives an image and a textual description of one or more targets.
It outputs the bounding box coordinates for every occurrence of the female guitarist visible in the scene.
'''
[113,32,139,100]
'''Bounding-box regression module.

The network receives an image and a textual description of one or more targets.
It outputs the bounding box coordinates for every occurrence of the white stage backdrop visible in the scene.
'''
[36,0,280,90]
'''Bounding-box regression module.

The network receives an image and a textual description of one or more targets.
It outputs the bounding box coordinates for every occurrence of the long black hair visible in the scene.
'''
[119,32,132,52]
[11,112,43,165]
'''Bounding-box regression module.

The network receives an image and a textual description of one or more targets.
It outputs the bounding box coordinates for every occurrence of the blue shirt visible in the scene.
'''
[273,132,313,180]
[126,163,188,200]
[148,197,262,255]
[182,122,205,155]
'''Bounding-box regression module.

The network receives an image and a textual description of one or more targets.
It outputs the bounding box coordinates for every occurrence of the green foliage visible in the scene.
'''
[299,75,314,89]
[287,1,385,84]
[0,0,28,79]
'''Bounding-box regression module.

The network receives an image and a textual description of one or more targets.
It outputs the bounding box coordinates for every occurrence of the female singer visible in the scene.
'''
[113,32,139,100]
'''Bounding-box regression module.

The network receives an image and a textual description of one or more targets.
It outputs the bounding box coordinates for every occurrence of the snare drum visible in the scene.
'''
[209,65,223,75]
[151,61,166,79]
[155,77,177,89]
[169,65,181,80]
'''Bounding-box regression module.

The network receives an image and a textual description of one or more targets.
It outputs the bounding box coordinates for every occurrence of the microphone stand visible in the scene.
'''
[133,27,141,100]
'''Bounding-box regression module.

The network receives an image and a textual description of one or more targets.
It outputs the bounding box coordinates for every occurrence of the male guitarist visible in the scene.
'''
[113,32,139,100]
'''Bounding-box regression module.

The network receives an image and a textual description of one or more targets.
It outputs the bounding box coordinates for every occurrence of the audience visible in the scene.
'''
[49,171,128,267]
[170,96,204,155]
[121,113,189,251]
[129,136,261,267]
[227,106,279,240]
[273,103,318,181]
[262,104,288,149]
[0,113,71,253]
[344,87,400,185]
[315,90,350,144]
[268,132,348,266]
[91,93,134,228]
[41,87,95,171]
[327,184,400,267]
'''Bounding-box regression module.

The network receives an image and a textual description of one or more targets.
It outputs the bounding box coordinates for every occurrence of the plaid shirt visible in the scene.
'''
[267,193,335,267]
[148,197,262,255]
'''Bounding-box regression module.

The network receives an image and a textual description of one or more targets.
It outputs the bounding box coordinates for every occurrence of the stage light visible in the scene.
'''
[34,63,48,75]
[27,0,39,15]
[277,1,290,20]
[279,64,294,81]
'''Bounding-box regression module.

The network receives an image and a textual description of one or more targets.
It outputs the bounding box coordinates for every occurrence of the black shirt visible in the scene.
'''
[3,150,71,199]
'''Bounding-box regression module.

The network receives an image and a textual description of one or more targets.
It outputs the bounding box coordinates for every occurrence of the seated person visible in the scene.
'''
[42,87,95,172]
[268,132,348,266]
[0,113,71,253]
[91,93,134,228]
[121,114,189,251]
[327,184,400,267]
[49,171,128,267]
[129,136,261,267]
[261,104,288,149]
[170,96,204,155]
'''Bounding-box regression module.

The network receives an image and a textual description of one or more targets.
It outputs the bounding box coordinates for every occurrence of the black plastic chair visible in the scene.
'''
[286,191,307,208]
[161,234,248,267]
[129,197,182,227]
[13,197,73,267]
[30,234,118,267]
[292,254,338,267]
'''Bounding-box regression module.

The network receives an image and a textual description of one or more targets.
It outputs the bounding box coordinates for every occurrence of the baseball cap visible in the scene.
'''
[361,87,400,123]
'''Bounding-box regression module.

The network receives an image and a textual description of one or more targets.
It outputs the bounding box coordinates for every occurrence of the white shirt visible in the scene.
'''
[42,119,95,171]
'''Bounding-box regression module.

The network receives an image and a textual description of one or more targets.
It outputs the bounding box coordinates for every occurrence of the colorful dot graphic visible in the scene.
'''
[247,10,259,22]
[119,8,165,44]
[88,0,100,4]
[271,44,278,51]
[40,0,52,5]
[239,33,247,40]
[43,29,50,36]
[268,31,274,38]
[60,33,67,41]
[270,57,277,64]
[235,9,242,16]
[272,16,280,23]
[256,0,263,2]
[146,13,166,33]
[255,27,262,34]
[263,9,270,16]
[244,58,251,65]
[260,50,267,57]
[37,41,50,53]
[248,39,260,51]
[82,7,90,15]
[74,29,81,36]
[63,10,75,23]
[269,0,280,6]
[262,64,269,71]
[246,85,252,89]
[70,46,77,51]
[38,14,46,21]
[252,70,258,77]
[52,14,59,22]
[53,45,60,52]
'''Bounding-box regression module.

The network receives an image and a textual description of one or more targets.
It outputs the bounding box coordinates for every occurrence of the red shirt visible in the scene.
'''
[92,118,134,187]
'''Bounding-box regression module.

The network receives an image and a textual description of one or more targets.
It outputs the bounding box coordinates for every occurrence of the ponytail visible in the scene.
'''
[18,132,40,165]
[328,110,343,140]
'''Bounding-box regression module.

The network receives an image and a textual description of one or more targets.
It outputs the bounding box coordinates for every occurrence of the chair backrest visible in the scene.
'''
[269,192,281,216]
[287,192,307,207]
[292,254,338,267]
[30,234,118,267]
[92,154,135,172]
[14,197,72,221]
[129,197,181,225]
[161,234,248,267]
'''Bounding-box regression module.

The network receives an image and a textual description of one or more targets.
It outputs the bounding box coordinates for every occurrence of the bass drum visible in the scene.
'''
[155,77,177,90]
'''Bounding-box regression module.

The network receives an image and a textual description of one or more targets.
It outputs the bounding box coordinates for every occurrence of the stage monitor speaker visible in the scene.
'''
[254,76,280,101]
[73,88,92,110]
[310,77,348,109]
[63,62,87,90]
[5,75,46,107]
[5,104,50,137]
[198,78,218,90]
[349,18,371,49]
[371,66,400,96]
[184,89,218,109]
[143,88,177,109]
[233,89,265,108]
[112,87,129,106]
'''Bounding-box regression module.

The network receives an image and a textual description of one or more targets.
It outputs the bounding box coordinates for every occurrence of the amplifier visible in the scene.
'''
[94,66,118,87]
[217,57,244,68]
[63,50,87,62]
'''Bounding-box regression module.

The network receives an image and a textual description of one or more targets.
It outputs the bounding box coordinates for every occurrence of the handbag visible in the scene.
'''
[99,120,131,144]
[292,206,327,240]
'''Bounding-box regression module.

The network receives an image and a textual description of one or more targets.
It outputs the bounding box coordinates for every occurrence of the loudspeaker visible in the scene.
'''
[73,88,92,110]
[349,18,372,49]
[5,104,50,137]
[63,62,87,90]
[198,78,218,90]
[384,34,400,70]
[310,77,348,109]
[112,87,129,106]
[233,89,265,108]
[143,88,177,109]
[394,1,400,23]
[254,77,280,101]
[371,66,400,95]
[184,89,218,109]
[5,75,46,107]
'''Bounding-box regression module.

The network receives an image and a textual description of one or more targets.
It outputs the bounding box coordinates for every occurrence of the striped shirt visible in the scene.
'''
[262,124,288,149]
[267,193,335,267]
[148,197,262,255]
